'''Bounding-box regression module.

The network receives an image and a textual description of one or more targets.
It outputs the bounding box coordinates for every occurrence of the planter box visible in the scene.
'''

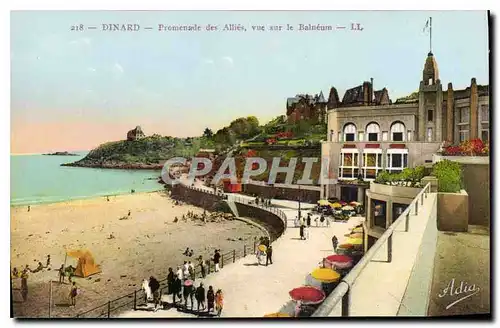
[437,190,469,232]
[433,154,490,165]
[370,182,422,199]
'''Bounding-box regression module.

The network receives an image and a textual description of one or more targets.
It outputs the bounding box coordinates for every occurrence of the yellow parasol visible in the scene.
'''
[258,245,267,252]
[346,238,363,245]
[264,312,291,317]
[331,202,342,209]
[349,232,363,239]
[317,200,330,206]
[311,267,340,283]
[352,227,363,233]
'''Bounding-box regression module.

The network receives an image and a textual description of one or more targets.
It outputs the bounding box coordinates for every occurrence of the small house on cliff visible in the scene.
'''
[127,126,145,141]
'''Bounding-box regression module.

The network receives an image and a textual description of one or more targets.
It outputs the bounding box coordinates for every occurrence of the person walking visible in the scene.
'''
[207,286,215,313]
[195,283,206,313]
[20,267,29,301]
[172,275,182,305]
[183,261,190,280]
[307,213,311,227]
[167,267,174,295]
[69,282,78,307]
[198,256,206,278]
[299,224,304,240]
[215,289,224,317]
[183,282,192,309]
[332,235,339,252]
[176,266,183,281]
[58,264,65,284]
[214,250,221,272]
[149,276,160,311]
[188,261,195,280]
[266,245,273,266]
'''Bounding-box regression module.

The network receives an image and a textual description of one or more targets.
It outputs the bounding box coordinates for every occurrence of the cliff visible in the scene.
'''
[62,135,205,170]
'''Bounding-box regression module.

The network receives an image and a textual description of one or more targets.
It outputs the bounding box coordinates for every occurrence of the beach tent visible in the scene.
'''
[66,250,101,278]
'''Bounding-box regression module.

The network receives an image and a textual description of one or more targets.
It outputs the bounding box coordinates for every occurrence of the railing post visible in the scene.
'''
[405,213,410,232]
[415,201,418,215]
[107,301,111,318]
[233,250,236,263]
[341,288,350,316]
[134,290,137,310]
[421,193,424,205]
[244,245,247,257]
[387,234,393,263]
[221,255,224,268]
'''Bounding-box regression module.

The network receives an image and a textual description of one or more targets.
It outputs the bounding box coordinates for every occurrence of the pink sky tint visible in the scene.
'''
[10,119,197,154]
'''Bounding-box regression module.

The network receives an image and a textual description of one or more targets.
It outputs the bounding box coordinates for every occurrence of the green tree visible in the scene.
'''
[203,128,214,139]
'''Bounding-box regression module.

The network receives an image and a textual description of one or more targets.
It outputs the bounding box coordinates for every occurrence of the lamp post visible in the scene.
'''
[298,184,302,217]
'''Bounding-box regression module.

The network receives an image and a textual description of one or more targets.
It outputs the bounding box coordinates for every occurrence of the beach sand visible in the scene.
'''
[10,191,263,318]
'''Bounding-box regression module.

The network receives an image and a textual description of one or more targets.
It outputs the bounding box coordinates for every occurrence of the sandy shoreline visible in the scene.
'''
[10,191,263,318]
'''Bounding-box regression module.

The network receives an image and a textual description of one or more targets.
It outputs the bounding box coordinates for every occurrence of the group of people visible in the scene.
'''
[142,249,225,316]
[11,255,52,302]
[254,197,272,207]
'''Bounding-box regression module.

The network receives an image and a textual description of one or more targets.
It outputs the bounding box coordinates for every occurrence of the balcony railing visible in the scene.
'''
[312,182,431,317]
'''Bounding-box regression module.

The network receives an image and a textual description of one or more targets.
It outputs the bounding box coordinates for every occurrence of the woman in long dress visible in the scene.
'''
[215,289,224,317]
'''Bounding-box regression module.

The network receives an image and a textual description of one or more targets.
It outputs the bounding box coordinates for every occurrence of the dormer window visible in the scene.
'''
[428,78,433,85]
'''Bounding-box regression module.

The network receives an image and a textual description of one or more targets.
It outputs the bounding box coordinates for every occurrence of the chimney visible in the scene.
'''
[446,83,454,142]
[370,78,374,103]
[470,78,478,139]
[363,82,370,105]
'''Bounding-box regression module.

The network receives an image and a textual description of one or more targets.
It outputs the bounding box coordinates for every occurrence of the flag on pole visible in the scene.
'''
[423,19,430,32]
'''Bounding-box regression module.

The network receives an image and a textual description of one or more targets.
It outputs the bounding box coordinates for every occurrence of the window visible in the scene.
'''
[427,128,433,142]
[481,129,489,143]
[371,199,387,229]
[481,105,489,123]
[362,151,383,180]
[428,78,433,85]
[366,122,380,142]
[427,110,433,122]
[390,122,406,141]
[459,107,469,124]
[480,105,489,143]
[459,129,469,142]
[358,132,364,141]
[386,150,408,173]
[392,203,409,225]
[343,123,356,142]
[339,151,359,179]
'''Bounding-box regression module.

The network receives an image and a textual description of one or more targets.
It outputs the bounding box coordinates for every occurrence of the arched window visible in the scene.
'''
[390,122,406,141]
[366,122,380,141]
[343,123,357,142]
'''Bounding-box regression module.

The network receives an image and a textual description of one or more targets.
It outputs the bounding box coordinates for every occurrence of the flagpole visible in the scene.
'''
[429,17,432,53]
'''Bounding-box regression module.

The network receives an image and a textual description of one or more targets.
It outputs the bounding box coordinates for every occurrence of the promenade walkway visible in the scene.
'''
[120,193,361,318]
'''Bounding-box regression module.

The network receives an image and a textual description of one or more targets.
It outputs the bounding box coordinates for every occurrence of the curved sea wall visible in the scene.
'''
[171,184,286,240]
[170,184,230,212]
[234,203,286,242]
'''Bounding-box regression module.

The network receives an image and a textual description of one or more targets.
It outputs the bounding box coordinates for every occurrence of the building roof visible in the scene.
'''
[342,85,364,104]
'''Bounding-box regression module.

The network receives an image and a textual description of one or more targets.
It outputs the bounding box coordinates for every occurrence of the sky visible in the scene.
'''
[10,10,489,154]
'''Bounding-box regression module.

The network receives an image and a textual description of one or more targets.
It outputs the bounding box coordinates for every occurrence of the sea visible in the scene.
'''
[10,152,164,206]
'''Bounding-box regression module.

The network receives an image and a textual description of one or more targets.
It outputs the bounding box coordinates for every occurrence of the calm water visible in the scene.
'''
[10,152,164,206]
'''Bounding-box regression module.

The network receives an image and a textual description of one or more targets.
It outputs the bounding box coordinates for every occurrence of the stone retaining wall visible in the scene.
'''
[242,183,320,203]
